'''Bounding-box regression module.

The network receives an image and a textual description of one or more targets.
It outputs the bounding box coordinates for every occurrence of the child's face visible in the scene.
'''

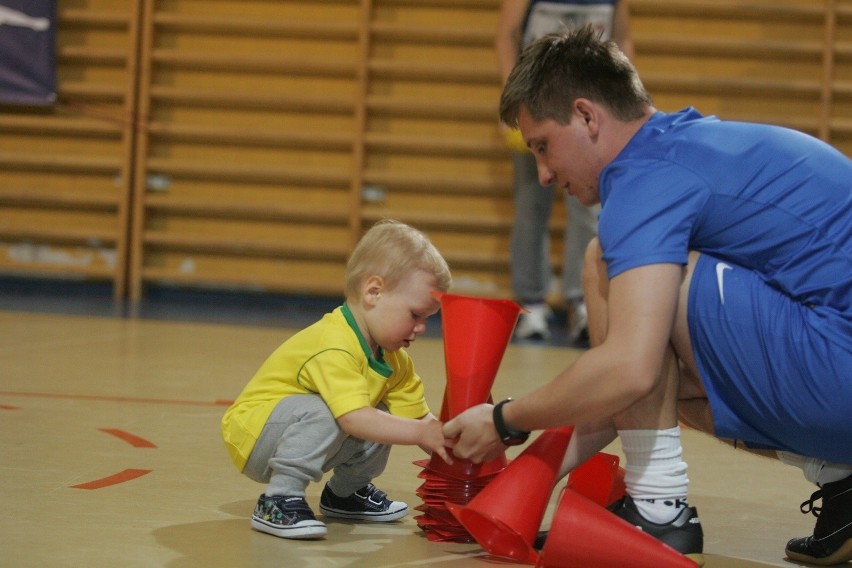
[366,270,441,353]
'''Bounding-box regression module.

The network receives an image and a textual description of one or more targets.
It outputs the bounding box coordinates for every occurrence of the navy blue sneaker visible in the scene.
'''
[251,494,327,539]
[319,483,408,522]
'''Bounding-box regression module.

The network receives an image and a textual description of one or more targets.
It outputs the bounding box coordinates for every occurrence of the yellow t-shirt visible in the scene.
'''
[221,304,431,470]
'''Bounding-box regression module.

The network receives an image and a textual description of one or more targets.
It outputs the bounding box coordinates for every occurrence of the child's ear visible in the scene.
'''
[363,275,384,306]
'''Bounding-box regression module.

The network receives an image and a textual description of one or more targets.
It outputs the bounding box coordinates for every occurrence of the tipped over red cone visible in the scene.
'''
[537,489,698,568]
[568,451,626,507]
[447,426,575,564]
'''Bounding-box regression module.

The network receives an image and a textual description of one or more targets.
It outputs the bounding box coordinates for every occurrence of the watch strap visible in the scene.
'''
[493,397,530,446]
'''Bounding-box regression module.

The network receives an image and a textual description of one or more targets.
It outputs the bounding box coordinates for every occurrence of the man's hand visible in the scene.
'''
[442,403,505,463]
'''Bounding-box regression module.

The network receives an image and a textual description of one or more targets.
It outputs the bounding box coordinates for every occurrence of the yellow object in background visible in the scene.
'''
[503,128,529,153]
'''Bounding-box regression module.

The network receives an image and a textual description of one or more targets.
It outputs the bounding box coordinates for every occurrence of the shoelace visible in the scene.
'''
[800,488,824,517]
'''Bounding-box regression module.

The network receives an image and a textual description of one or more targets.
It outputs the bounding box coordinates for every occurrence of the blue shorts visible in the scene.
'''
[687,254,852,463]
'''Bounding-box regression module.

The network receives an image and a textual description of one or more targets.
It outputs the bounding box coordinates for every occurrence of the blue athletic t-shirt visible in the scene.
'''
[598,108,852,348]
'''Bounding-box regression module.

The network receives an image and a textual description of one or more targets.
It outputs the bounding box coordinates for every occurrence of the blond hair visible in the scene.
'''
[344,219,452,298]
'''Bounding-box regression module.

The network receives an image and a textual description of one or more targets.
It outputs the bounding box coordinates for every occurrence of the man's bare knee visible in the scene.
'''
[583,238,608,300]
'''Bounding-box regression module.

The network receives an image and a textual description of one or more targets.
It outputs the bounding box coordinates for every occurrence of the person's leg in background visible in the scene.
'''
[562,192,600,346]
[510,151,555,340]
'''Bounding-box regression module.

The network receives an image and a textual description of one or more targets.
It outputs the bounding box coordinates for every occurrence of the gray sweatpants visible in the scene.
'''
[243,394,391,497]
[510,151,599,303]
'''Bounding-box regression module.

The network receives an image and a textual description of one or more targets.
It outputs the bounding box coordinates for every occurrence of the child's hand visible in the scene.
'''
[420,418,454,465]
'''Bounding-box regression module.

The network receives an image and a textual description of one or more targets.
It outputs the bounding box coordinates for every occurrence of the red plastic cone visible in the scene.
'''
[537,489,698,568]
[567,452,626,507]
[435,292,523,418]
[446,426,575,564]
[415,293,522,543]
[426,448,508,481]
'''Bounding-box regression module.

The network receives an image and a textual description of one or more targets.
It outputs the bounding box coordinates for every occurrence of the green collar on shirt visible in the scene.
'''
[341,303,393,378]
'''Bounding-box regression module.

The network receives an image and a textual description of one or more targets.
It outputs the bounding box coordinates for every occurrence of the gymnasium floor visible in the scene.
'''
[0,278,823,567]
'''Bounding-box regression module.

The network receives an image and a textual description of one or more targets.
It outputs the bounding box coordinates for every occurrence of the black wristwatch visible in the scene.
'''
[493,398,530,446]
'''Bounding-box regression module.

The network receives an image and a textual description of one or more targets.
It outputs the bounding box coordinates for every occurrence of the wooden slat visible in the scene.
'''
[367,96,495,120]
[57,9,131,28]
[149,87,354,113]
[144,196,349,224]
[0,152,121,173]
[145,123,353,150]
[0,189,117,210]
[152,51,358,77]
[442,249,509,270]
[630,0,824,21]
[58,47,129,66]
[0,226,116,245]
[361,207,511,232]
[636,37,822,60]
[138,268,344,297]
[376,0,498,8]
[370,21,493,45]
[143,232,349,260]
[363,170,511,195]
[364,132,504,157]
[153,13,360,39]
[0,262,116,280]
[144,158,352,187]
[57,83,126,102]
[642,74,821,98]
[0,115,122,136]
[347,0,373,248]
[129,0,158,300]
[369,59,497,83]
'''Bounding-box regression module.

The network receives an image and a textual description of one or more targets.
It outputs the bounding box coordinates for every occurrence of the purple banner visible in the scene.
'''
[0,1,56,106]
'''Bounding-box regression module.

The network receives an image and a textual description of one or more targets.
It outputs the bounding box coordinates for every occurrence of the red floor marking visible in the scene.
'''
[0,404,20,410]
[71,468,152,490]
[98,428,157,448]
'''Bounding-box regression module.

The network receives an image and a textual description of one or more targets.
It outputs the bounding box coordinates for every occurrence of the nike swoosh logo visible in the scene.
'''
[715,262,733,305]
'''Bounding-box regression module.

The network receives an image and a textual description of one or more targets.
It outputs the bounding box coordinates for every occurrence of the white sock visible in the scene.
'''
[619,427,689,523]
[777,452,852,486]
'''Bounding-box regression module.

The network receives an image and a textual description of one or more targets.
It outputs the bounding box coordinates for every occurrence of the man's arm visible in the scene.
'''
[445,263,683,463]
[612,0,635,61]
[495,0,529,85]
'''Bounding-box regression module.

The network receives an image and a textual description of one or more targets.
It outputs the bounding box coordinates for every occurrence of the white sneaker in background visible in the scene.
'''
[569,301,588,343]
[515,303,552,340]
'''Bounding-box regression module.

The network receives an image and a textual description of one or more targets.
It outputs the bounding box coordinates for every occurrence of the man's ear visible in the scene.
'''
[363,275,384,306]
[574,98,599,137]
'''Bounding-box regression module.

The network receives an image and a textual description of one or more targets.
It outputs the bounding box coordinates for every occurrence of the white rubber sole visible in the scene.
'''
[251,516,327,539]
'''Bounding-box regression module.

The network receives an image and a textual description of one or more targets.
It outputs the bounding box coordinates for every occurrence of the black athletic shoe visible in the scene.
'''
[319,483,408,522]
[609,496,705,567]
[786,473,852,566]
[533,496,704,566]
[250,494,327,539]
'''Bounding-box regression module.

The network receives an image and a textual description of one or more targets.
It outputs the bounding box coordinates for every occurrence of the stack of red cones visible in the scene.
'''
[414,293,523,542]
[446,426,575,560]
